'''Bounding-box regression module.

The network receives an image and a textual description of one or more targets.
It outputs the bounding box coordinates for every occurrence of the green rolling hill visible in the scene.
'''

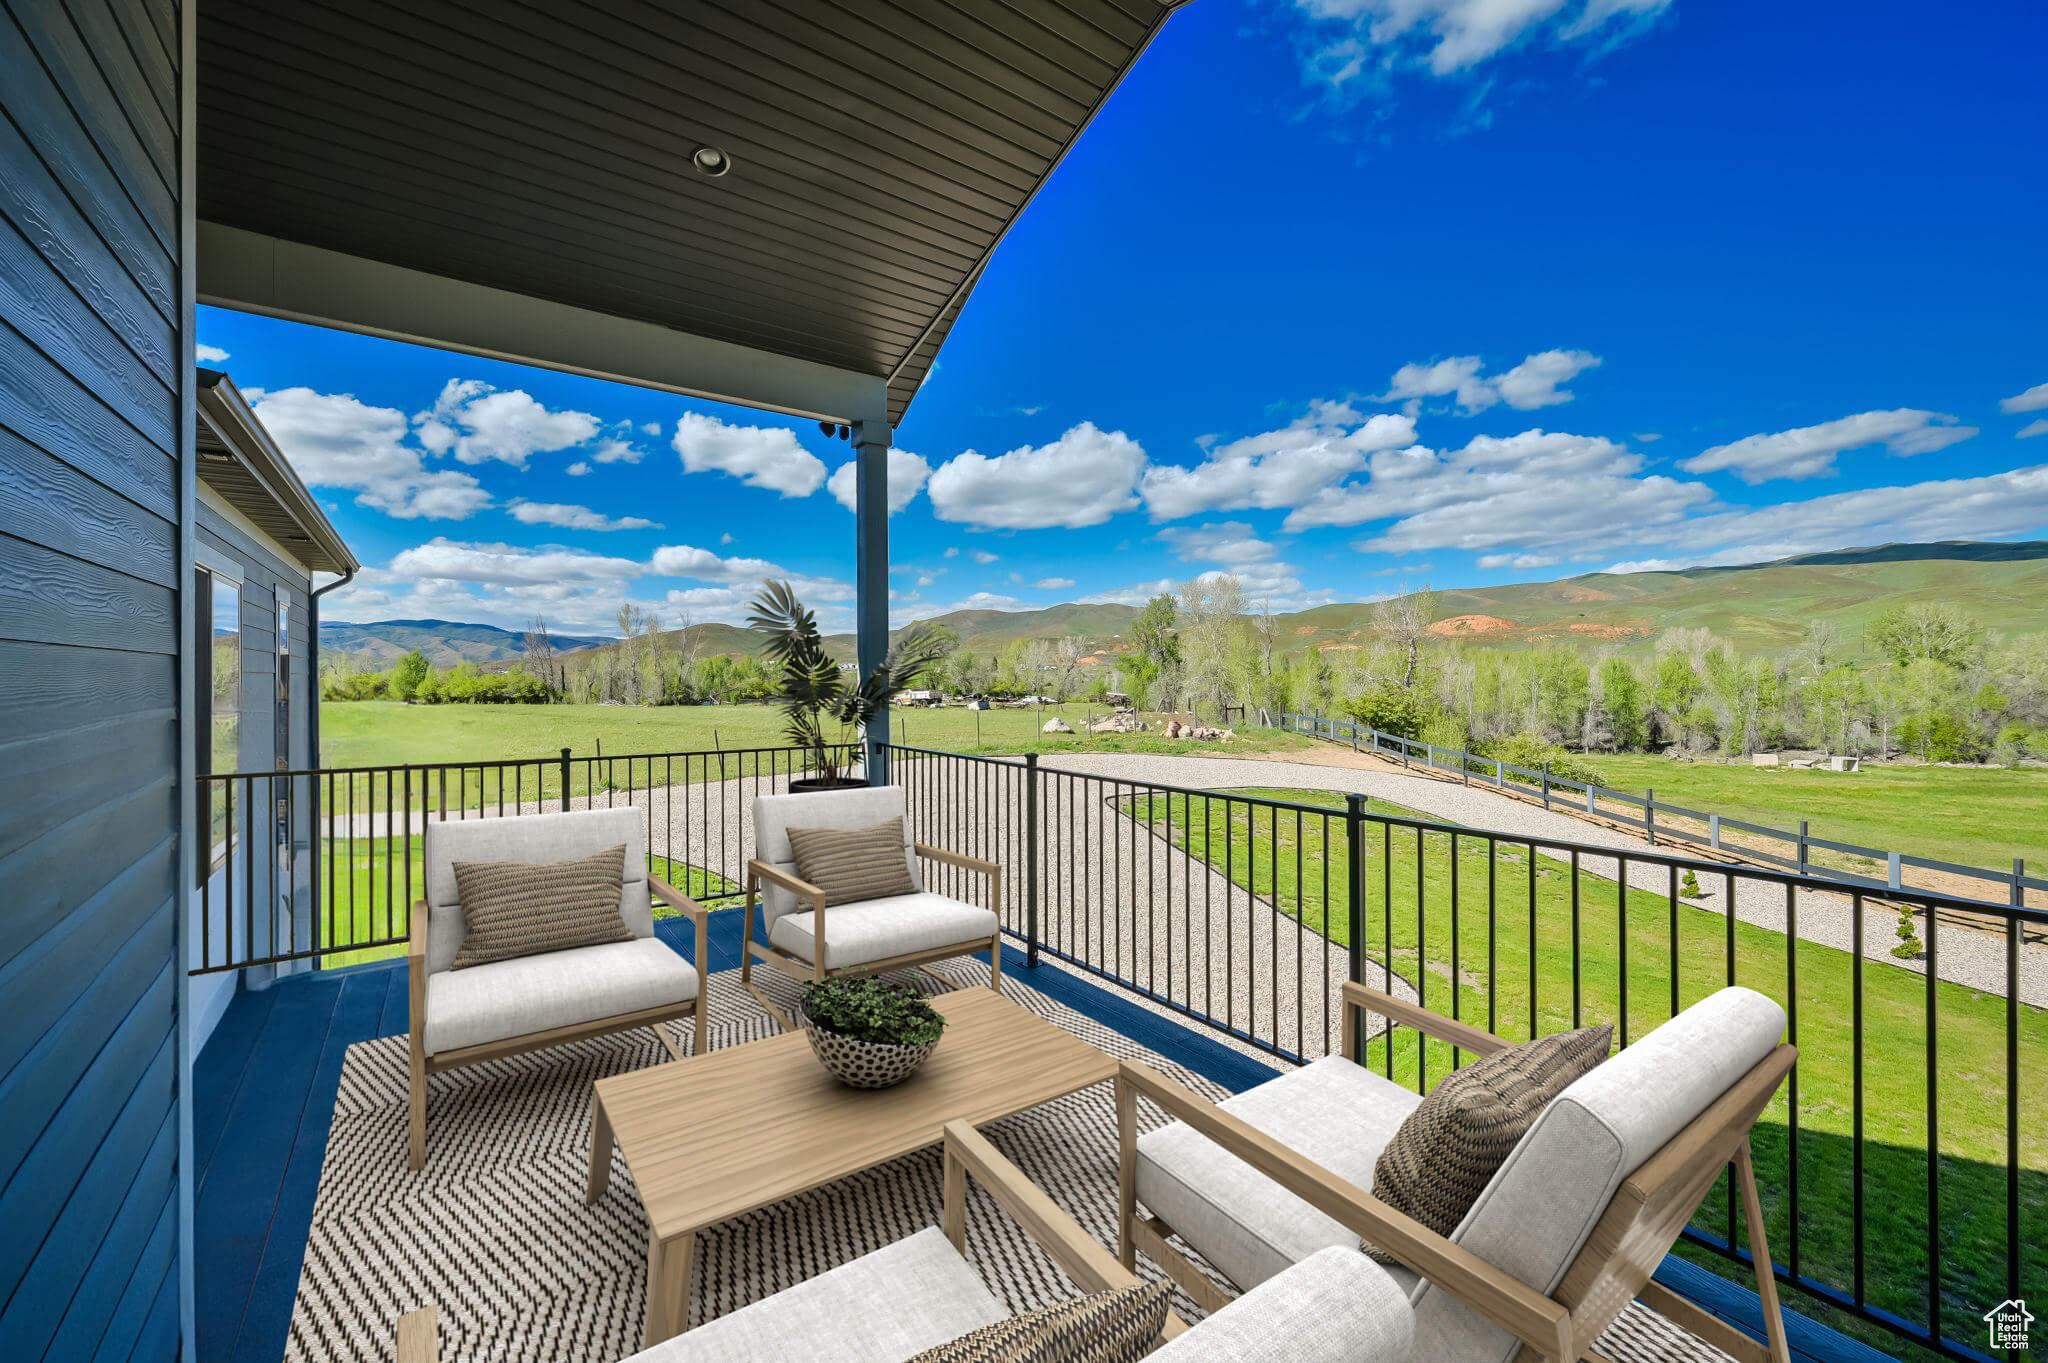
[333,541,2048,673]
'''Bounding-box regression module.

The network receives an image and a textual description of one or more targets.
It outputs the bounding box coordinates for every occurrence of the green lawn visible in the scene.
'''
[1129,786,2042,1360]
[1578,753,2048,882]
[316,837,739,968]
[316,701,1311,809]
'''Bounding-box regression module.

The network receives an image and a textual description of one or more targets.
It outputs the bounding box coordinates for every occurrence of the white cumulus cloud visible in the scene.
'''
[1034,577,1076,590]
[1379,349,1599,415]
[1296,0,1670,79]
[254,386,491,521]
[508,501,660,532]
[413,379,600,467]
[2001,382,2048,415]
[389,539,641,585]
[927,422,1147,529]
[196,343,230,364]
[671,411,825,497]
[1683,409,1977,483]
[2020,419,2048,440]
[1140,402,1416,521]
[824,447,933,513]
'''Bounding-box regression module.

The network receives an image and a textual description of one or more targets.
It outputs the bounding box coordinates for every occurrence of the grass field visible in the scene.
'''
[1128,786,2042,1360]
[1578,753,2048,879]
[316,701,1312,808]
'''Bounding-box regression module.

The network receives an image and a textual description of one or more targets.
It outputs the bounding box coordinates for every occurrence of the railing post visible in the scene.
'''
[1495,757,1504,788]
[1024,752,1040,969]
[1888,850,1902,891]
[1711,813,1723,850]
[1345,792,1367,1059]
[1798,820,1810,875]
[1646,787,1656,846]
[559,746,571,812]
[1541,764,1551,810]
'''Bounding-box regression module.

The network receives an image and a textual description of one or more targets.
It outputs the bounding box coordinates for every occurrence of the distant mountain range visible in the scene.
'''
[320,541,2048,671]
[319,618,615,668]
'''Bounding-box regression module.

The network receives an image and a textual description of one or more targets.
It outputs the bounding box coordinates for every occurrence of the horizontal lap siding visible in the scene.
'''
[0,1,185,1360]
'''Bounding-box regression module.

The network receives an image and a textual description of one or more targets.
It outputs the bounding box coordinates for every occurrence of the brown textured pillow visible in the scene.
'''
[1366,1023,1613,1262]
[904,1282,1170,1363]
[449,844,630,969]
[785,816,916,906]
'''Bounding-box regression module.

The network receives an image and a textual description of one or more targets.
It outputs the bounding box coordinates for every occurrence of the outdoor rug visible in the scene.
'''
[285,957,1736,1363]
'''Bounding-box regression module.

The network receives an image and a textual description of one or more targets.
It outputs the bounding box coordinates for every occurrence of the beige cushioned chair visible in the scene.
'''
[396,1121,1417,1363]
[407,807,707,1169]
[1119,983,1797,1363]
[742,786,1001,1027]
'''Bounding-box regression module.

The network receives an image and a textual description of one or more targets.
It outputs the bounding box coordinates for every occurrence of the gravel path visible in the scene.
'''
[1036,752,2048,1006]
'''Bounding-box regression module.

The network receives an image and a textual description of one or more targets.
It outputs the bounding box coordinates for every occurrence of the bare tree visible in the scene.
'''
[522,615,566,698]
[1372,584,1437,689]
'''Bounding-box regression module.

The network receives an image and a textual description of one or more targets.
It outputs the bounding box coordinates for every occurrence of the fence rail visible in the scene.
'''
[195,743,851,973]
[1272,709,2043,909]
[883,741,2040,1363]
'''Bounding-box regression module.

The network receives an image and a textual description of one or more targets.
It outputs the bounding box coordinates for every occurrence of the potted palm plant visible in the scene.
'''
[748,580,949,792]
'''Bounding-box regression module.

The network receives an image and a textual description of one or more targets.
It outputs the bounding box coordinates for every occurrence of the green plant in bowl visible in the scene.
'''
[797,978,947,1088]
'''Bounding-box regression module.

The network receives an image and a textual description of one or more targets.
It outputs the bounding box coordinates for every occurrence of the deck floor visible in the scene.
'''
[193,909,1877,1363]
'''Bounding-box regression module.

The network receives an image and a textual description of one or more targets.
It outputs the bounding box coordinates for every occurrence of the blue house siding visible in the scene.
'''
[0,0,188,1358]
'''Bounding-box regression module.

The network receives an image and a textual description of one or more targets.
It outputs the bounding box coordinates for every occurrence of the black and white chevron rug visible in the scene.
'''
[286,959,1733,1363]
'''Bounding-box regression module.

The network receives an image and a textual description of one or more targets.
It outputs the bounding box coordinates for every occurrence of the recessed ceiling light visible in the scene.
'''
[692,145,732,177]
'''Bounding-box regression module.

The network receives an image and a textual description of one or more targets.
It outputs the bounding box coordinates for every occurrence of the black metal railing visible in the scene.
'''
[194,743,850,973]
[882,742,2040,1363]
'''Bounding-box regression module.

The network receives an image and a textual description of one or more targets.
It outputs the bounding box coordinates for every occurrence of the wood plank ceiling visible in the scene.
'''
[196,0,1178,425]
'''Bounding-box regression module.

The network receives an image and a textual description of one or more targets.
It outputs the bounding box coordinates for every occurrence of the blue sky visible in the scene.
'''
[198,0,2048,638]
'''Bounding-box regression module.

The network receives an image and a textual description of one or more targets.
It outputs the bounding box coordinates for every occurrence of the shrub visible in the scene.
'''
[1419,712,1468,753]
[1343,683,1429,740]
[1679,869,1704,899]
[391,650,430,701]
[798,978,946,1046]
[1478,732,1601,786]
[1892,908,1923,959]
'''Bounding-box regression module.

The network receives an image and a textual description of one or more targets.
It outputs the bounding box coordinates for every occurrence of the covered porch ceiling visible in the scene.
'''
[195,0,1183,427]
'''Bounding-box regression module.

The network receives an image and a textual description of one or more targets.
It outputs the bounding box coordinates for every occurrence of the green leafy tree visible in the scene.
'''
[391,649,430,701]
[1868,603,1984,668]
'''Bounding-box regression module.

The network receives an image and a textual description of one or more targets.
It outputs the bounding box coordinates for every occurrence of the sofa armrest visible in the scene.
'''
[649,873,710,976]
[1151,1247,1413,1363]
[746,859,827,911]
[1118,1060,1571,1362]
[408,900,430,1044]
[1341,979,1509,1060]
[914,842,998,878]
[395,1306,437,1363]
[942,1121,1153,1304]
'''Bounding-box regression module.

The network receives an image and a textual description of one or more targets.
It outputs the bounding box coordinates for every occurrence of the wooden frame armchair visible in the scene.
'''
[741,786,1003,1029]
[397,1120,1417,1363]
[1118,982,1797,1363]
[407,807,710,1170]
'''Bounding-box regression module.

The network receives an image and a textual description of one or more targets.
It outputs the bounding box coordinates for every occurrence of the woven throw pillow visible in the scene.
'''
[904,1282,1170,1363]
[1366,1023,1613,1262]
[449,844,630,970]
[785,816,916,906]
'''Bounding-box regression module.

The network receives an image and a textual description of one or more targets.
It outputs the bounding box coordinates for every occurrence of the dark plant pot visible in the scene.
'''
[797,1007,939,1088]
[789,776,868,794]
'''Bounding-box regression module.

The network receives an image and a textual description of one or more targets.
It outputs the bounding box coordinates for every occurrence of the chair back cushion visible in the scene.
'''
[752,786,919,926]
[448,844,632,970]
[1365,1023,1611,1260]
[787,816,919,907]
[1408,986,1787,1363]
[424,807,649,975]
[904,1281,1170,1363]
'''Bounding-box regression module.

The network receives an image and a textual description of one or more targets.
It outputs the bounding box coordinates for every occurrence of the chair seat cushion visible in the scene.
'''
[768,892,998,970]
[623,1227,1006,1363]
[1150,1246,1415,1363]
[424,937,698,1056]
[1135,1057,1422,1292]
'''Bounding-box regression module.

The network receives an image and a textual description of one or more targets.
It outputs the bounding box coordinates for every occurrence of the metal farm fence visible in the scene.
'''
[882,742,2042,1362]
[1273,709,2044,911]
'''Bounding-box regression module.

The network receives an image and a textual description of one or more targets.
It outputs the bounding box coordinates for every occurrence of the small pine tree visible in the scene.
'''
[1679,869,1703,899]
[1891,907,1923,959]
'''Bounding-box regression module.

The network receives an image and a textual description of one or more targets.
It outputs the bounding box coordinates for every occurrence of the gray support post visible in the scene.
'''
[854,419,893,785]
[1646,788,1656,846]
[1711,813,1723,850]
[1542,765,1552,810]
[559,747,571,812]
[1496,758,1504,788]
[1025,753,1040,968]
[1798,820,1810,875]
[1889,850,1902,891]
[1346,793,1368,1058]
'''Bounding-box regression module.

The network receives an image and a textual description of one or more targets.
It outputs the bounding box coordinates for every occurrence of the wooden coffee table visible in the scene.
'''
[586,986,1117,1346]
